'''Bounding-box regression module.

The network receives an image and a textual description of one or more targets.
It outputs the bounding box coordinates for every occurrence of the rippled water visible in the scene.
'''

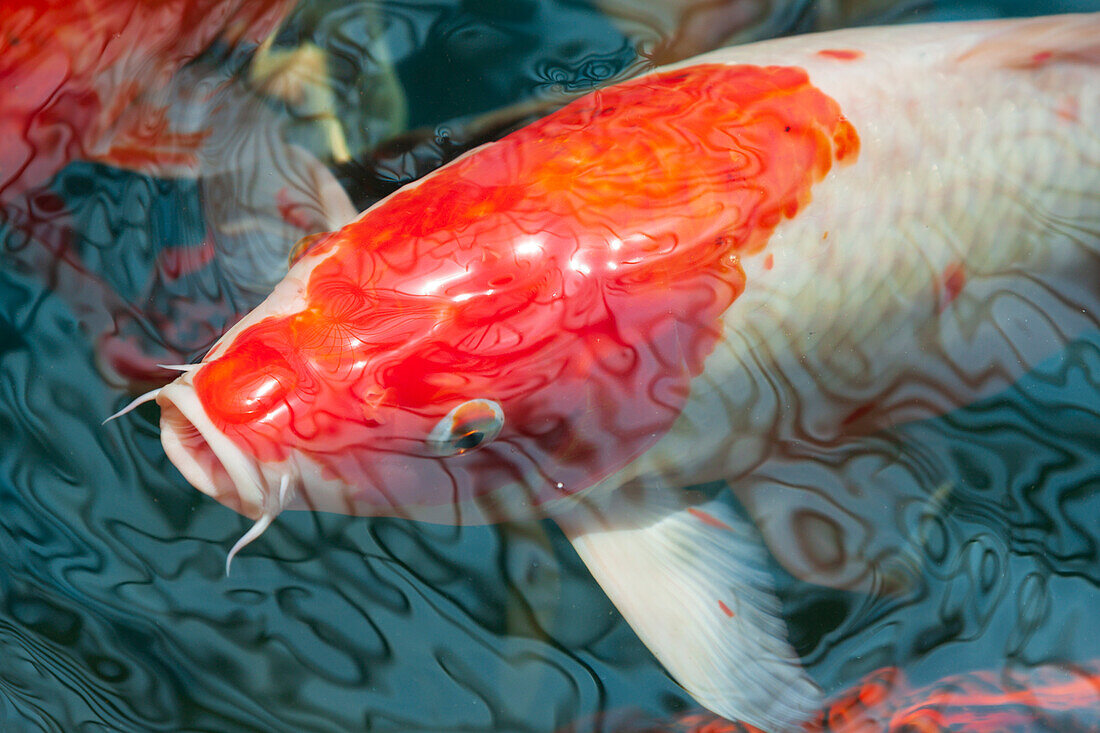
[2,1,1099,731]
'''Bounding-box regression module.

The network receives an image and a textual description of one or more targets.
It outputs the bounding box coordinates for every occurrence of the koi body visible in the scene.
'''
[151,15,1099,730]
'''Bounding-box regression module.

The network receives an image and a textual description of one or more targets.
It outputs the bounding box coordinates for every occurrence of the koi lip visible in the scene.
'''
[157,380,268,520]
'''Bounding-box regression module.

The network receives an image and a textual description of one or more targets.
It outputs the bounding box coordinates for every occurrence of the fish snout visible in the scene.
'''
[157,379,277,521]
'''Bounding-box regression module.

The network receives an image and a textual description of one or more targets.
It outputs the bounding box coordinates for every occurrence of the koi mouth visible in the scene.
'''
[106,375,292,573]
[157,381,269,520]
[155,379,297,573]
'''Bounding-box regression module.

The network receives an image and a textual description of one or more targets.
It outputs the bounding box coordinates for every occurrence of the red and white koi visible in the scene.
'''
[0,0,295,201]
[2,0,356,391]
[584,661,1100,731]
[132,14,1098,731]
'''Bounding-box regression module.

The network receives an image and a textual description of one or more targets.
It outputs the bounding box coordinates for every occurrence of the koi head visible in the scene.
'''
[151,62,856,566]
[155,205,703,529]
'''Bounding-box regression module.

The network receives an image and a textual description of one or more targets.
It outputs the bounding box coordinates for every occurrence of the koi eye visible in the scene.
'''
[427,399,504,457]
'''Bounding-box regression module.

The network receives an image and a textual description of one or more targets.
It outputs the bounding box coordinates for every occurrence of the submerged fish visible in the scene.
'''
[1,0,356,391]
[587,661,1100,732]
[140,14,1099,731]
[815,663,1100,733]
[0,0,295,201]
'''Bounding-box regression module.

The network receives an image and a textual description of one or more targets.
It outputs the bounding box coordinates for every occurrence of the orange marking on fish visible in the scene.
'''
[763,253,774,270]
[1031,50,1054,66]
[823,664,1100,732]
[194,63,860,506]
[856,674,892,707]
[841,400,878,428]
[817,49,864,61]
[276,187,321,232]
[1056,95,1080,123]
[938,260,967,312]
[688,507,735,530]
[0,0,293,202]
[155,240,217,280]
[649,663,1100,731]
[717,600,734,617]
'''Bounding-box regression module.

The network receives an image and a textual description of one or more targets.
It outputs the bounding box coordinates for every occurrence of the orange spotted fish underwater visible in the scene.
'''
[0,0,294,202]
[589,661,1100,732]
[114,13,1100,731]
[1,0,354,392]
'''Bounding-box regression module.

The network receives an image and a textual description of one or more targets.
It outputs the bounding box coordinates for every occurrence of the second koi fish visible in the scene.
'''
[137,14,1099,732]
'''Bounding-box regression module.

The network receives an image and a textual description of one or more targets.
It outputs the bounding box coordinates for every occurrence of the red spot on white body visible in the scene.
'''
[816,48,864,61]
[276,186,324,232]
[1031,50,1054,66]
[939,260,967,311]
[688,506,735,531]
[1056,95,1080,123]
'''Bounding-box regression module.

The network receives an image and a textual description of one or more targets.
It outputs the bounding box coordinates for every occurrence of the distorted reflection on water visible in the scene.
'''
[2,0,1099,730]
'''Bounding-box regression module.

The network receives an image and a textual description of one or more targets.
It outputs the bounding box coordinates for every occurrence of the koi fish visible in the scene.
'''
[585,661,1100,732]
[136,14,1099,731]
[818,663,1100,733]
[1,0,357,392]
[0,0,295,202]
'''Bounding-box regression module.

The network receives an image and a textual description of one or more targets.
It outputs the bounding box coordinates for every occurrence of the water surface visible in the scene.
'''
[1,1,1099,730]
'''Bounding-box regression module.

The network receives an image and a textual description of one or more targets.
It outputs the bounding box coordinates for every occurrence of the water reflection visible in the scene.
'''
[2,1,1099,732]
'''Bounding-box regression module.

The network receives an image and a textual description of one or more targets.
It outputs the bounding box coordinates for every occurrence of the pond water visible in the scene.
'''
[1,1,1099,731]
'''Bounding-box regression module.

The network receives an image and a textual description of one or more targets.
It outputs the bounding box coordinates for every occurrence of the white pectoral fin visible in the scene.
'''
[554,486,821,731]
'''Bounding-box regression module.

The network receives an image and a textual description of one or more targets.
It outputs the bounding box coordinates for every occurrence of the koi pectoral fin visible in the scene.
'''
[554,486,821,732]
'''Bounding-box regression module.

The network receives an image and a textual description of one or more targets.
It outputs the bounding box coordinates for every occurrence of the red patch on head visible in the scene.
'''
[817,49,864,61]
[763,253,774,271]
[198,64,859,509]
[197,339,298,425]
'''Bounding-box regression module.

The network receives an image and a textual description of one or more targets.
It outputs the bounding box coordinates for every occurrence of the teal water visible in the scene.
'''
[2,1,1099,730]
